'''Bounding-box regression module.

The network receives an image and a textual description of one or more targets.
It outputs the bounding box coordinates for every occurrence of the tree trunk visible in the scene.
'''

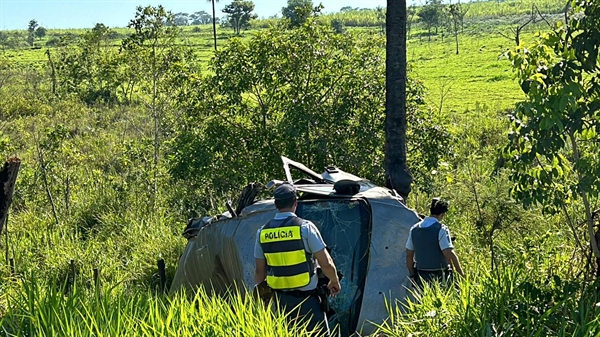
[455,31,459,54]
[212,0,218,51]
[45,49,57,96]
[385,0,412,201]
[0,157,21,235]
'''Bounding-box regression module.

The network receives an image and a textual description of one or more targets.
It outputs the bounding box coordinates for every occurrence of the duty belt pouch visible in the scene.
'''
[253,281,273,304]
[317,286,330,312]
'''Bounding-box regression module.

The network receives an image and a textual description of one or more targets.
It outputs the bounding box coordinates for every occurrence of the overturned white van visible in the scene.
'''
[169,157,420,336]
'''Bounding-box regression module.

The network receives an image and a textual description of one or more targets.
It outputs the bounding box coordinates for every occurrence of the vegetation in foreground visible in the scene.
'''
[1,0,599,336]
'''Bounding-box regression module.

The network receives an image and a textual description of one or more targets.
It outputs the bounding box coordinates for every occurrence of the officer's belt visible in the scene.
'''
[417,268,449,272]
[275,289,317,298]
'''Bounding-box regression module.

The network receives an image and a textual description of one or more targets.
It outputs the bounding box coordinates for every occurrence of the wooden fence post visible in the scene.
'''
[0,157,20,235]
[93,267,101,297]
[158,259,166,293]
[0,158,21,266]
[65,259,76,294]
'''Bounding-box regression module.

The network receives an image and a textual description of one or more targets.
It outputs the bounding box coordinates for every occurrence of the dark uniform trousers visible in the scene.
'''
[274,290,330,337]
[414,268,453,287]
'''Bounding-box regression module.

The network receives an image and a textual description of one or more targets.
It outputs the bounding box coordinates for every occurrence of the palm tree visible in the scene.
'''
[208,0,219,51]
[384,0,412,200]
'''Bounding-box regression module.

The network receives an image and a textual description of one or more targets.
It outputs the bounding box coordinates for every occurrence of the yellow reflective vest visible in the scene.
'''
[259,216,314,290]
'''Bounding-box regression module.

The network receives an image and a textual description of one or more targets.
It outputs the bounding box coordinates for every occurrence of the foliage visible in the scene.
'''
[504,0,600,264]
[192,11,213,25]
[222,0,258,35]
[54,24,121,105]
[169,20,449,212]
[1,277,305,336]
[419,0,443,40]
[377,266,600,336]
[122,5,196,204]
[330,19,344,34]
[281,0,322,28]
[27,19,39,46]
[34,27,47,40]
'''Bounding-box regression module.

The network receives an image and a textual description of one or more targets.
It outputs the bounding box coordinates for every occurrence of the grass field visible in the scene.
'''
[1,19,551,116]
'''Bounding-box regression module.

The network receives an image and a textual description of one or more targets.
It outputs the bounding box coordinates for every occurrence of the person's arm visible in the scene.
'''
[254,229,267,285]
[314,248,341,297]
[442,248,464,277]
[254,258,267,284]
[406,249,415,278]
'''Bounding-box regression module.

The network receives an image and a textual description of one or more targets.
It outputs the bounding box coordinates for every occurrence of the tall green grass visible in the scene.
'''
[376,266,600,336]
[1,276,309,336]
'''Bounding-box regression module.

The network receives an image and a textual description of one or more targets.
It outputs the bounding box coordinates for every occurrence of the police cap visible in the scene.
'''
[274,183,297,201]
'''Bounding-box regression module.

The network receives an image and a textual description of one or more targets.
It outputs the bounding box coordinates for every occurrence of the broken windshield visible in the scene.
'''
[297,198,372,336]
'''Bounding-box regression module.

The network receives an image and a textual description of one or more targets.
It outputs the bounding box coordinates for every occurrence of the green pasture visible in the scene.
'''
[2,23,544,115]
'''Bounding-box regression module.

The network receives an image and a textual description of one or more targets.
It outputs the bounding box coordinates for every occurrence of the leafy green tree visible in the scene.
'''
[418,1,441,41]
[174,12,190,26]
[27,19,39,46]
[222,0,258,35]
[0,32,8,51]
[448,3,462,54]
[281,0,322,27]
[191,11,212,25]
[54,22,120,104]
[331,19,344,34]
[122,5,187,203]
[505,1,600,275]
[170,20,447,212]
[35,26,47,40]
[376,6,386,33]
[407,4,417,37]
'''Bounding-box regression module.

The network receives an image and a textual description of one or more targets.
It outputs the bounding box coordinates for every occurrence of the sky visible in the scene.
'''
[0,0,389,30]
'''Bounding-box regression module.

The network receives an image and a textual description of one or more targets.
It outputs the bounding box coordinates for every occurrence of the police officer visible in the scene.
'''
[254,183,341,336]
[405,197,465,286]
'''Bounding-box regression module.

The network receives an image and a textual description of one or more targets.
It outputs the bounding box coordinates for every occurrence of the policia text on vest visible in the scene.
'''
[263,228,296,240]
[260,217,314,290]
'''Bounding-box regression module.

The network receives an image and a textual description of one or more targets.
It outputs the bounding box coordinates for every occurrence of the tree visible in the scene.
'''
[418,2,440,42]
[281,0,321,27]
[376,6,386,34]
[455,0,469,33]
[170,20,445,211]
[191,11,212,25]
[174,12,190,26]
[505,1,600,277]
[35,27,47,40]
[448,3,461,54]
[27,19,39,46]
[0,32,8,51]
[331,19,344,34]
[208,0,220,50]
[340,6,353,12]
[407,5,417,37]
[499,4,548,46]
[54,22,120,104]
[222,0,257,35]
[122,5,183,204]
[385,0,412,199]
